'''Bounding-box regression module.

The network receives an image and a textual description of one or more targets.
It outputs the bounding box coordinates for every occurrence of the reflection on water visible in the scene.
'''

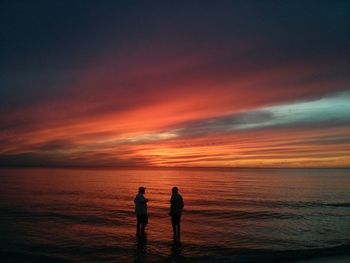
[0,168,350,262]
[135,234,147,262]
[168,241,184,262]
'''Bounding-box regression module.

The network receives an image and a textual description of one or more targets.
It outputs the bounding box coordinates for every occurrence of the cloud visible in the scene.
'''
[0,1,349,167]
[169,90,350,138]
[0,151,152,168]
[32,139,75,151]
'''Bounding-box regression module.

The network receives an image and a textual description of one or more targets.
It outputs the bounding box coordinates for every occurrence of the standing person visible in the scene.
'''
[134,186,148,238]
[169,186,184,241]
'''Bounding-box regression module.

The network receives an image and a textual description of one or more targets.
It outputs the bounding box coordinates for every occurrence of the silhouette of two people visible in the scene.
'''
[134,186,184,241]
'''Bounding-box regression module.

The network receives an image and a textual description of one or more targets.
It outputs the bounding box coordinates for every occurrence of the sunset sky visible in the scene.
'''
[1,1,349,168]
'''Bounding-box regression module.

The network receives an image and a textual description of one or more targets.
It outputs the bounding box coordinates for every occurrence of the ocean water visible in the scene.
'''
[0,168,349,262]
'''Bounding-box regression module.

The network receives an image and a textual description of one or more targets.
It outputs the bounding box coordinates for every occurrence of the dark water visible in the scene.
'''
[1,168,350,262]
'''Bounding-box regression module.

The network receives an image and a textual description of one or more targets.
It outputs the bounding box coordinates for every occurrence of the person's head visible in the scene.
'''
[138,186,146,194]
[172,186,178,194]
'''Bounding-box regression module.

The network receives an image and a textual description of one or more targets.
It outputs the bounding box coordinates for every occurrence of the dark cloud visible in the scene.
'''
[32,139,75,151]
[0,152,65,167]
[0,152,151,168]
[176,111,274,137]
[1,0,349,111]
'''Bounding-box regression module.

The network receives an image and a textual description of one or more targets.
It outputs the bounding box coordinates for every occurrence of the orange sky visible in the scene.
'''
[1,1,350,168]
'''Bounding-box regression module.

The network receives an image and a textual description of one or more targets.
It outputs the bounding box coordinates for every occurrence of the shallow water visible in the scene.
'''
[1,168,350,262]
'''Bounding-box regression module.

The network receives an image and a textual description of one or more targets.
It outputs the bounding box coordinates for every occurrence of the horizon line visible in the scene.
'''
[1,165,349,170]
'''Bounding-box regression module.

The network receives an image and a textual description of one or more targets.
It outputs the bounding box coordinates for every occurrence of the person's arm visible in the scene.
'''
[180,196,184,210]
[141,195,148,204]
[169,196,173,216]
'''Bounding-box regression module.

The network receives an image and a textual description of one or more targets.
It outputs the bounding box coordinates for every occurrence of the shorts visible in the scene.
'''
[137,214,148,225]
[171,213,181,225]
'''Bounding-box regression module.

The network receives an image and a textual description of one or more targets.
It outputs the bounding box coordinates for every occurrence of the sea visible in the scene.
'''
[0,168,349,262]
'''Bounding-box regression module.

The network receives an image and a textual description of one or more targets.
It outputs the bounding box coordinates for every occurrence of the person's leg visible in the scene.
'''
[175,214,181,241]
[141,214,148,235]
[141,223,146,234]
[171,216,177,240]
[136,216,141,237]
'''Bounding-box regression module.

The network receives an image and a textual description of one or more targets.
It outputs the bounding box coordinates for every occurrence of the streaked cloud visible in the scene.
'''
[172,91,350,137]
[0,1,349,167]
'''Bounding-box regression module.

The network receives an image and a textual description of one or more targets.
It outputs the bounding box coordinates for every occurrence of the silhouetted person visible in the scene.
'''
[134,186,148,238]
[169,187,184,241]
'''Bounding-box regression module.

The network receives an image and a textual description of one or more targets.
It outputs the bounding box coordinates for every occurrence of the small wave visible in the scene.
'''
[3,241,349,263]
[186,208,303,220]
[187,199,350,210]
[324,202,350,208]
[0,206,127,226]
[181,242,350,262]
